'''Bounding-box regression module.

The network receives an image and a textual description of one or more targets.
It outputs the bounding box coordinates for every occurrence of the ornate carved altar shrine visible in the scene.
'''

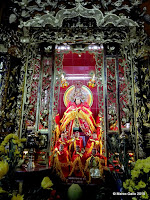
[0,0,150,185]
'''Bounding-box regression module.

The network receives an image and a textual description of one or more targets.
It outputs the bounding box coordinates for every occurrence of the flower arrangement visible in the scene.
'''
[0,133,26,200]
[25,176,61,200]
[0,133,62,200]
[123,157,150,199]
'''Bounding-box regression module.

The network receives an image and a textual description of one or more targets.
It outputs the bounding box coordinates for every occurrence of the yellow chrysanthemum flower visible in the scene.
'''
[14,150,20,156]
[143,162,150,170]
[132,197,137,200]
[0,145,5,153]
[12,135,19,140]
[130,180,135,188]
[131,170,140,179]
[128,186,134,193]
[123,182,128,189]
[125,179,130,185]
[11,194,24,200]
[135,185,140,190]
[135,159,142,164]
[41,177,53,189]
[12,139,19,145]
[143,167,150,173]
[20,138,27,143]
[141,191,149,199]
[0,187,7,193]
[138,181,146,189]
[1,141,7,147]
[18,143,23,147]
[134,162,143,170]
[0,161,9,179]
[3,137,9,143]
[4,134,14,141]
[145,157,150,163]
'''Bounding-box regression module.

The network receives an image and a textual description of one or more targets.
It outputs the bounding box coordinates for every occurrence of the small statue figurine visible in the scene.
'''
[85,132,101,154]
[51,144,70,181]
[69,145,85,177]
[84,148,103,183]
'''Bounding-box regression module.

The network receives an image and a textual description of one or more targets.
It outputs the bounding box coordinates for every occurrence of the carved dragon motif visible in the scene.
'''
[18,2,138,28]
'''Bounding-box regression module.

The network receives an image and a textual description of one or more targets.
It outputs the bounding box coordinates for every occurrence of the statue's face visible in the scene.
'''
[75,98,81,105]
[75,131,80,138]
[93,133,97,139]
[61,133,65,140]
[59,144,64,151]
[92,149,96,155]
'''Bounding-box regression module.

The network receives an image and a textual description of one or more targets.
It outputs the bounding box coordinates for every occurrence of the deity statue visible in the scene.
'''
[69,145,85,177]
[50,82,106,181]
[84,148,104,183]
[85,132,102,154]
[50,144,70,181]
[68,131,84,154]
[60,82,96,138]
[54,133,69,152]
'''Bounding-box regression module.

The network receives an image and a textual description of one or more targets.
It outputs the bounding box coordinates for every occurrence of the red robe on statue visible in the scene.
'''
[54,114,61,142]
[85,136,101,154]
[54,138,69,152]
[60,101,96,138]
[69,150,84,177]
[69,137,84,153]
[51,149,70,181]
[96,114,103,140]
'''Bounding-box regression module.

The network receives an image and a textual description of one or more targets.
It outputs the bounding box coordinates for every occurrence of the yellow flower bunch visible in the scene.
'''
[14,150,20,156]
[137,181,146,189]
[131,169,141,179]
[123,179,135,190]
[141,191,149,199]
[13,139,21,145]
[11,194,24,200]
[0,145,5,153]
[123,157,150,200]
[0,134,27,156]
[133,157,150,172]
[20,138,27,143]
[1,134,27,146]
[41,177,53,189]
[0,160,9,179]
[0,187,7,193]
[143,158,150,172]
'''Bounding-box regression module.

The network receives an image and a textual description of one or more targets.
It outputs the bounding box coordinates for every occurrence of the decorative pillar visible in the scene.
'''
[132,44,145,158]
[48,47,64,155]
[18,45,30,138]
[115,48,121,135]
[103,47,108,157]
[0,55,10,132]
[35,55,43,131]
[120,42,136,154]
[48,44,55,155]
[95,50,106,155]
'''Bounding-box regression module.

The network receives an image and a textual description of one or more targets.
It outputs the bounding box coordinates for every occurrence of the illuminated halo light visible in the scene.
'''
[63,85,93,107]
